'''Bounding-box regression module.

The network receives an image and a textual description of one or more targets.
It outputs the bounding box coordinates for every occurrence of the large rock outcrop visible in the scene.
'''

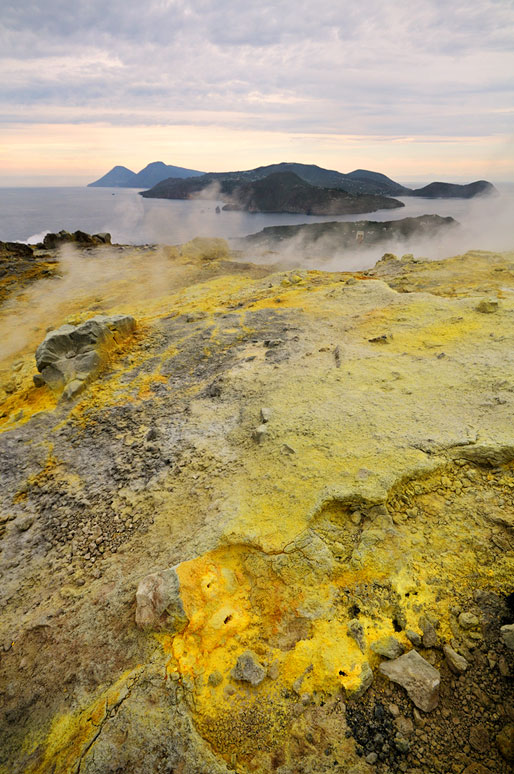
[34,314,136,399]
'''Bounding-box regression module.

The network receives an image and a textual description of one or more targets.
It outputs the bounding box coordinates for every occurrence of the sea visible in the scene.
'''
[0,184,513,266]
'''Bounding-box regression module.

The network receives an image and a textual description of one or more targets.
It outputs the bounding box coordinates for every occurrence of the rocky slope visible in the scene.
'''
[0,235,513,774]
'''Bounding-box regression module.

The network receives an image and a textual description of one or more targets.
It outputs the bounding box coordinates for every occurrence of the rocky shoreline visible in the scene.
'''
[0,234,513,774]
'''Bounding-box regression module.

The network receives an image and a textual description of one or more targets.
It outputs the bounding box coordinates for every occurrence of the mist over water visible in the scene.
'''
[0,183,513,369]
[0,184,512,272]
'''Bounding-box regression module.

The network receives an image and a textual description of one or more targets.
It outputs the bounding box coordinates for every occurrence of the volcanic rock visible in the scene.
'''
[135,567,188,633]
[34,314,136,398]
[379,650,440,711]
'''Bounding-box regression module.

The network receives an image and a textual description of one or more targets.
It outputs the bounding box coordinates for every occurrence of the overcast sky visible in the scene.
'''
[1,0,513,184]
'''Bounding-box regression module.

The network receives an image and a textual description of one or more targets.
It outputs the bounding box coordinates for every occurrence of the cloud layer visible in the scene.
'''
[1,0,513,180]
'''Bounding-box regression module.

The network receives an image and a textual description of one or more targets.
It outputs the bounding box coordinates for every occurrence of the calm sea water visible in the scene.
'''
[0,185,512,258]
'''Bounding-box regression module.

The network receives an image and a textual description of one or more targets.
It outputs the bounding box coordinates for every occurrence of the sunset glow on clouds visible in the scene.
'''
[1,0,513,184]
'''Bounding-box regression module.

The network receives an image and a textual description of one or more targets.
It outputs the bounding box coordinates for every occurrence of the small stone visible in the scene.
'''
[379,650,440,712]
[33,373,45,387]
[459,612,479,629]
[268,661,280,680]
[476,300,498,314]
[413,708,426,727]
[498,656,510,677]
[500,624,514,650]
[208,670,223,687]
[462,764,491,774]
[260,407,272,423]
[231,651,266,686]
[347,618,365,652]
[371,636,404,659]
[350,511,362,526]
[388,703,400,717]
[365,753,378,764]
[406,629,422,647]
[420,617,438,648]
[395,716,414,737]
[16,516,35,532]
[350,661,373,699]
[252,424,268,444]
[496,724,514,761]
[443,643,469,674]
[394,734,410,753]
[368,334,390,344]
[135,566,188,634]
[469,724,489,753]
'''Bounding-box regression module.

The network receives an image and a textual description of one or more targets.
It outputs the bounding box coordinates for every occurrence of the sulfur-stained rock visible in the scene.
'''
[135,567,188,633]
[347,618,366,653]
[371,636,404,659]
[476,299,499,313]
[379,650,440,712]
[406,629,422,647]
[349,661,374,699]
[459,611,480,629]
[34,314,136,398]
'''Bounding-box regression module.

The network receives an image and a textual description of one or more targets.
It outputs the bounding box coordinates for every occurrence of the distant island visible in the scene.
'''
[409,180,495,198]
[88,161,204,187]
[88,161,498,200]
[139,171,403,215]
[236,214,457,255]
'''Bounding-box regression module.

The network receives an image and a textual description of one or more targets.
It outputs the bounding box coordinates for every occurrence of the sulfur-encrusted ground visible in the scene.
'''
[0,240,513,774]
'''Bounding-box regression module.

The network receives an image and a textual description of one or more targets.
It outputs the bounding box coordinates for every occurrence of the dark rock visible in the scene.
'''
[0,241,33,257]
[469,724,490,753]
[496,724,514,761]
[410,180,497,198]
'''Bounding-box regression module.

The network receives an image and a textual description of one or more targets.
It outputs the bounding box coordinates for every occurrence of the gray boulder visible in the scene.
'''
[135,567,188,634]
[34,314,136,399]
[379,650,440,712]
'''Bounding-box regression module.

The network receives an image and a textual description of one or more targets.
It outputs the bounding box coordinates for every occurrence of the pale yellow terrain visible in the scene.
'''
[0,243,513,774]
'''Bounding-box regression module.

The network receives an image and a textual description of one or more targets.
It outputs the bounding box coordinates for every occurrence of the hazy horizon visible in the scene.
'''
[1,1,514,187]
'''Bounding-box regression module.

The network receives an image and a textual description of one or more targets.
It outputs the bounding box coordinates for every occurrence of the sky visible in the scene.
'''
[1,0,513,185]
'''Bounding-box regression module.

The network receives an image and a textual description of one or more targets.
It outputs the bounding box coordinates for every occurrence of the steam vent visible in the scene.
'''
[0,236,513,774]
